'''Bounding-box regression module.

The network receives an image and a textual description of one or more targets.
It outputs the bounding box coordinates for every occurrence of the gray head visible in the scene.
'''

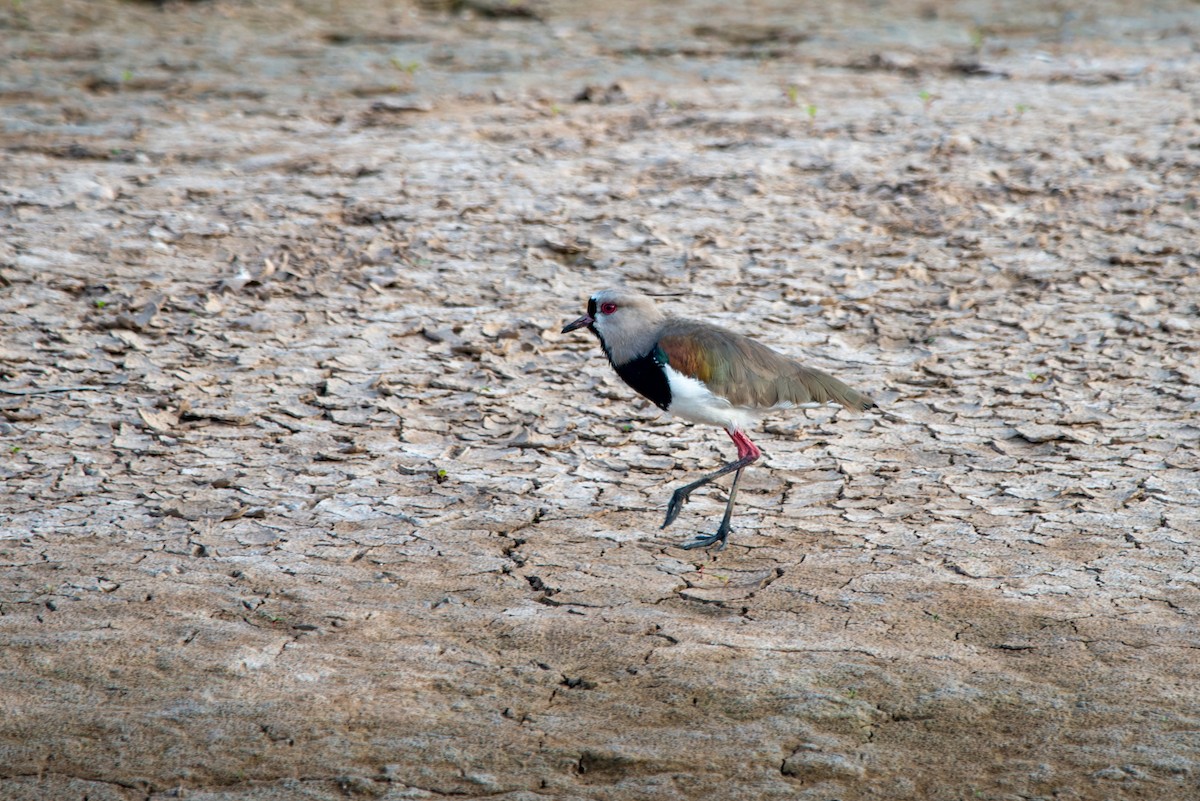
[561,288,667,364]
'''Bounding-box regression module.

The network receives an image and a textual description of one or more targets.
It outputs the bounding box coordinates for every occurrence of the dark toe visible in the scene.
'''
[661,491,688,529]
[677,532,726,550]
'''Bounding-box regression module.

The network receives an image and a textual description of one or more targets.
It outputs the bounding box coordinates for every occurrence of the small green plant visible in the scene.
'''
[93,299,107,309]
[1028,373,1046,384]
[9,0,30,27]
[786,85,799,105]
[969,27,985,51]
[919,89,934,111]
[435,468,448,483]
[805,104,817,120]
[9,445,20,454]
[121,69,133,82]
[697,565,729,583]
[845,687,858,699]
[390,58,421,76]
[620,424,633,433]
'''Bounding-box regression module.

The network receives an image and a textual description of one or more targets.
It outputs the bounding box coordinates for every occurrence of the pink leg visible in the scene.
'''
[727,429,761,462]
[663,428,762,550]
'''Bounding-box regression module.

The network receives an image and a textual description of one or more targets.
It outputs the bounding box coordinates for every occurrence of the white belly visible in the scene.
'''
[663,365,759,431]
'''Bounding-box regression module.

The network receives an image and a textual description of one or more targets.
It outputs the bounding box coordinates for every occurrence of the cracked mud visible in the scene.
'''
[2,1,1198,800]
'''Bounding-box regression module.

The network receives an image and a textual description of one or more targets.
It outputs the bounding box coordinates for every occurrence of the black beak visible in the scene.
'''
[561,314,594,334]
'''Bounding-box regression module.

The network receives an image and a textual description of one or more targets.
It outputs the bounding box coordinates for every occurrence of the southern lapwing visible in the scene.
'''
[562,288,875,551]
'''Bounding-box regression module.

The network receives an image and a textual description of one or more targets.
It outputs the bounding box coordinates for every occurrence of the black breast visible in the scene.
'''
[608,346,672,411]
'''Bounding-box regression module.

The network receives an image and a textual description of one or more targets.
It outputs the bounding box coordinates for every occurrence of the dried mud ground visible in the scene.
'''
[2,1,1199,800]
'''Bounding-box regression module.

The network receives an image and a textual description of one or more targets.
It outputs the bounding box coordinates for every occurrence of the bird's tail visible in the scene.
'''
[783,366,876,412]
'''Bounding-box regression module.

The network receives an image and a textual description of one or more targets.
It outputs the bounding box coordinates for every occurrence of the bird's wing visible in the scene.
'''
[657,319,874,411]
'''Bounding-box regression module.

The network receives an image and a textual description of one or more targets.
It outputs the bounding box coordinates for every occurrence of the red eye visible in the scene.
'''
[600,302,618,315]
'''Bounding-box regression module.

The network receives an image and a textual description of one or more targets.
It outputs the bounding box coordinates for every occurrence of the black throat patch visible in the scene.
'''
[607,345,672,411]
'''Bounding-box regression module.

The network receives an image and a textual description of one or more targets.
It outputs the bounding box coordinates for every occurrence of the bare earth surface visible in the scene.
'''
[2,1,1199,799]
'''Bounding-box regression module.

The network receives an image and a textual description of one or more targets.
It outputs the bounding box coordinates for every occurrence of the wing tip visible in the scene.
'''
[845,391,878,413]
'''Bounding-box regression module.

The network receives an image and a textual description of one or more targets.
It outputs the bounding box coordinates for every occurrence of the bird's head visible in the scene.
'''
[562,288,667,363]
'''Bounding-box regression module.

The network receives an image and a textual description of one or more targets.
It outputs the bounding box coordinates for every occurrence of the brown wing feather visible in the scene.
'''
[658,319,874,411]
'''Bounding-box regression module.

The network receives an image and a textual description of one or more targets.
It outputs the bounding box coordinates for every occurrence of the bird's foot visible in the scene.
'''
[677,515,733,551]
[676,529,729,551]
[661,487,691,530]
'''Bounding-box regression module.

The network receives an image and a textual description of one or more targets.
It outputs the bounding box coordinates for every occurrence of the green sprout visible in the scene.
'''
[94,299,107,309]
[9,445,20,454]
[9,0,30,27]
[697,565,730,583]
[786,85,799,105]
[390,58,420,75]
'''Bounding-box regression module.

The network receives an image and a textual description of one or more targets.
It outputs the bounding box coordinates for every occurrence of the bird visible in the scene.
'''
[561,288,875,551]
